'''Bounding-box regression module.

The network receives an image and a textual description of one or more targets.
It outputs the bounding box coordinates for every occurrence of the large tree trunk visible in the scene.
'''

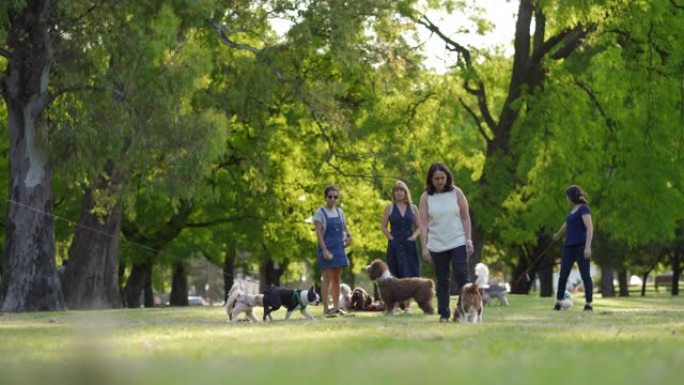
[144,273,154,307]
[617,267,630,297]
[169,263,188,306]
[61,187,122,309]
[123,262,152,308]
[222,251,235,303]
[259,259,285,292]
[538,251,555,297]
[536,234,554,297]
[600,263,616,297]
[118,261,126,302]
[640,271,650,297]
[1,0,65,312]
[510,255,534,294]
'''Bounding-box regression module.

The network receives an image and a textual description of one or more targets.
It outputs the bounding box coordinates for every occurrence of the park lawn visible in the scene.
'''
[1,294,683,385]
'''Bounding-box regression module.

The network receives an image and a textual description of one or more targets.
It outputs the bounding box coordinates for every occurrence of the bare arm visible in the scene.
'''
[553,222,567,241]
[455,188,473,257]
[380,204,394,240]
[582,214,593,258]
[409,204,420,241]
[419,192,431,262]
[314,221,328,253]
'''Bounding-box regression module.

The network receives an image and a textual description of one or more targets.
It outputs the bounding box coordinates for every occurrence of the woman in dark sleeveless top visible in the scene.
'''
[552,185,594,311]
[381,181,421,310]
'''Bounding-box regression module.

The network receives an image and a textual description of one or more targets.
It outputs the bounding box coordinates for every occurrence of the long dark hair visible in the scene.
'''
[425,162,455,195]
[565,185,589,205]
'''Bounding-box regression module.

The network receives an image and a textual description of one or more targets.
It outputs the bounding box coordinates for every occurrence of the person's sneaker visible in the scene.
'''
[554,302,561,311]
[324,309,337,318]
[439,317,449,323]
[584,304,593,312]
[334,308,347,316]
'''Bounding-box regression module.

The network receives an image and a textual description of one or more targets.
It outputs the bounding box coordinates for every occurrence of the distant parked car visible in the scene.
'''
[187,296,208,306]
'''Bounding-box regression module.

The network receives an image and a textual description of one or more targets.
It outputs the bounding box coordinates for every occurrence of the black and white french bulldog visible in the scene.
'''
[262,285,320,321]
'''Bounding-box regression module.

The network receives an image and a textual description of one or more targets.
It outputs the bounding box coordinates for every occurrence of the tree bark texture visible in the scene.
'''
[672,253,681,296]
[1,0,65,312]
[617,267,630,297]
[123,262,152,308]
[61,186,122,309]
[169,263,188,306]
[222,252,235,303]
[600,263,616,297]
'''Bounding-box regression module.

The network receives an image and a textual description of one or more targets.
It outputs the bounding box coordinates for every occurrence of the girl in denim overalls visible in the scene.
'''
[313,185,352,316]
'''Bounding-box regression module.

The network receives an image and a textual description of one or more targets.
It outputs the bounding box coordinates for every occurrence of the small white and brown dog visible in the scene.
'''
[339,283,352,311]
[454,283,483,324]
[225,282,264,323]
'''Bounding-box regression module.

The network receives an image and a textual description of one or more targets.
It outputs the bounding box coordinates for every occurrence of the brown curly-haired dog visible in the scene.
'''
[366,259,435,315]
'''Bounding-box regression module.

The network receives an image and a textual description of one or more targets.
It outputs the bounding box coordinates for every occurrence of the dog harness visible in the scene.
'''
[291,291,307,309]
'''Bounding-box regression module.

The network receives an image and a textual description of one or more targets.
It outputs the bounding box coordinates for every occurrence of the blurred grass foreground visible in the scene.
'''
[1,294,683,385]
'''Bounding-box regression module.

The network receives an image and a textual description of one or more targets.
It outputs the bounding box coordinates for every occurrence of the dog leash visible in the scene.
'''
[512,238,558,287]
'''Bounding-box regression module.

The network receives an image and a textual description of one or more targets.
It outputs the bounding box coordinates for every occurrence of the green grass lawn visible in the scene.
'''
[1,294,683,385]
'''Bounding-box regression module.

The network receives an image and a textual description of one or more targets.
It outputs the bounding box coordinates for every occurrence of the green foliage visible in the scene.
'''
[3,0,684,292]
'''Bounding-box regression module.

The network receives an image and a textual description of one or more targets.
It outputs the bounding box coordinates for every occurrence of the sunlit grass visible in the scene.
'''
[1,293,683,385]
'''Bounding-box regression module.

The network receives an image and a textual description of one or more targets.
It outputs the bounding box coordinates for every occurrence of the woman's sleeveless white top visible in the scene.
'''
[427,191,465,252]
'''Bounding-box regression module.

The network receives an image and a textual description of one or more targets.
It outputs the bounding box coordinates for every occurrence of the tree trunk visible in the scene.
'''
[1,0,65,312]
[123,262,152,308]
[169,263,188,306]
[641,272,649,297]
[259,259,285,292]
[510,255,534,294]
[672,253,681,296]
[61,187,122,309]
[600,263,616,297]
[537,234,554,297]
[118,261,126,303]
[617,267,630,297]
[223,251,235,303]
[144,273,154,308]
[538,251,554,297]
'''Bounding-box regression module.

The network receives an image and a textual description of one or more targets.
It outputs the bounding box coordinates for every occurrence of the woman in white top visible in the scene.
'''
[419,162,474,322]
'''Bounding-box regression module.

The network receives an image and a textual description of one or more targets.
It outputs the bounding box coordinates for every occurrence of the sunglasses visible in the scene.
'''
[326,195,339,200]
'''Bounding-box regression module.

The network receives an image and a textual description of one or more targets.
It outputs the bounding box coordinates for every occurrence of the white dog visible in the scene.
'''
[475,263,509,306]
[339,283,352,311]
[225,282,264,323]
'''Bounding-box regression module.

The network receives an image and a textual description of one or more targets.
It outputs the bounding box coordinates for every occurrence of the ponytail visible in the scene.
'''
[565,185,589,205]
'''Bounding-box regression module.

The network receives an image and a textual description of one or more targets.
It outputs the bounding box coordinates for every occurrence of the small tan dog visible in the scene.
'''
[366,259,435,315]
[454,283,483,324]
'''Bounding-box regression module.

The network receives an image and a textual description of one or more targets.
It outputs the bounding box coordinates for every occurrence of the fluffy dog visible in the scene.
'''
[262,286,320,321]
[350,287,374,311]
[454,283,483,324]
[339,283,353,311]
[225,282,264,323]
[366,259,434,315]
[475,262,509,306]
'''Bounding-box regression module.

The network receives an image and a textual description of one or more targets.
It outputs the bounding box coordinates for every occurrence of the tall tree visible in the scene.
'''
[1,0,64,311]
[55,2,226,309]
[416,1,598,280]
